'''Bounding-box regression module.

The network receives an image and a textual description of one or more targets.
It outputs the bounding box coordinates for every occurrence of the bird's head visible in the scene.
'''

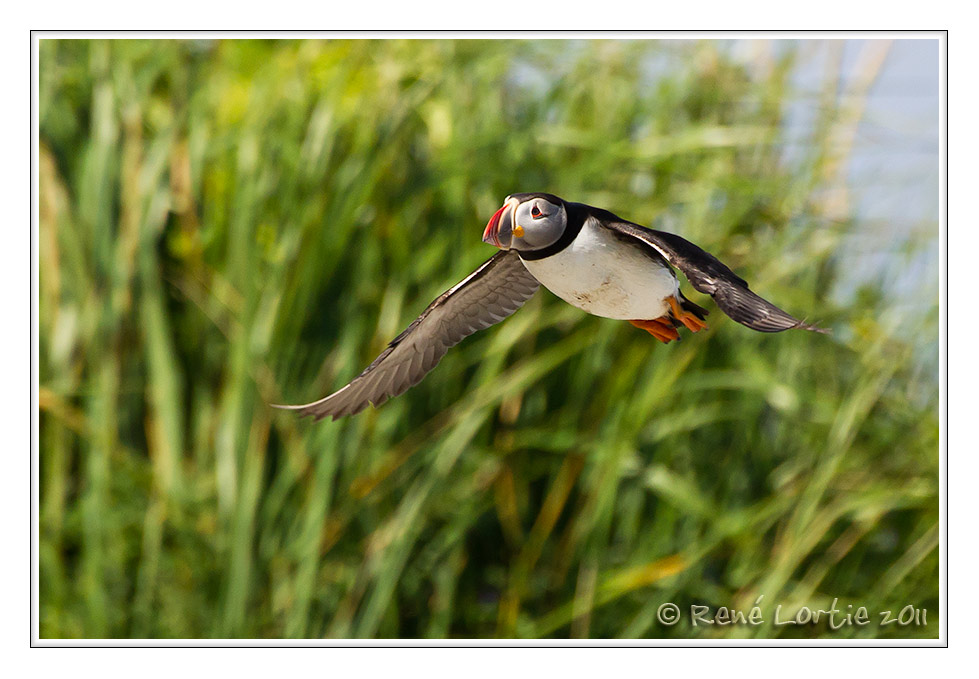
[482,193,568,252]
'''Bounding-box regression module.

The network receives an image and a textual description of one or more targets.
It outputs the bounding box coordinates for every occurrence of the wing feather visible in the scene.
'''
[273,250,539,420]
[603,220,825,333]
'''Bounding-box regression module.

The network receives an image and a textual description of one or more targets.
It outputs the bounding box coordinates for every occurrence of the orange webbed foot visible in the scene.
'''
[666,296,708,333]
[629,318,680,343]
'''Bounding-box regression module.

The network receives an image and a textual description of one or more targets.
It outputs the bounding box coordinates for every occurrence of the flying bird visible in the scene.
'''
[275,193,824,420]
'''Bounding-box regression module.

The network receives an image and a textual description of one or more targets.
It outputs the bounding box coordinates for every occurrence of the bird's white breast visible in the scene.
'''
[519,217,678,320]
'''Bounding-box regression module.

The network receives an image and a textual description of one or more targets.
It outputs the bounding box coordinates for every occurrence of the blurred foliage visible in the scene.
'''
[37,39,938,639]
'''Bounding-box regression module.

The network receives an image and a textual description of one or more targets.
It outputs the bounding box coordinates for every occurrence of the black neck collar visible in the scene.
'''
[516,201,588,261]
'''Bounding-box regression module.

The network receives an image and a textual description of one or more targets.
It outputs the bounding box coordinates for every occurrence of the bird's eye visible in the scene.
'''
[531,204,543,219]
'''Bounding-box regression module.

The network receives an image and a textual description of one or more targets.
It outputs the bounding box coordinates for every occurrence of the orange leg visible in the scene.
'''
[666,296,708,333]
[629,318,680,343]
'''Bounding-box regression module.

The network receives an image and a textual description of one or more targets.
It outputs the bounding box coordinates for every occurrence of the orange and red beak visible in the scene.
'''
[482,198,518,250]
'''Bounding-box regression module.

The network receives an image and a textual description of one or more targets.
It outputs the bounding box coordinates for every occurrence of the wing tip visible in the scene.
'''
[269,402,300,410]
[269,402,324,421]
[269,398,376,421]
[792,317,830,334]
[752,319,829,334]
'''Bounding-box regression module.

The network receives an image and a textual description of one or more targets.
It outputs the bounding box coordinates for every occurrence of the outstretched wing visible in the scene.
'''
[273,250,540,420]
[603,220,825,333]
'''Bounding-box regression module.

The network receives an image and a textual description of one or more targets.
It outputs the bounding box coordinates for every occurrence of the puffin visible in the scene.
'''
[275,193,824,420]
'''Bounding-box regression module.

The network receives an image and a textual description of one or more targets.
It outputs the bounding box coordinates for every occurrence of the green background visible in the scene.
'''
[38,39,939,639]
